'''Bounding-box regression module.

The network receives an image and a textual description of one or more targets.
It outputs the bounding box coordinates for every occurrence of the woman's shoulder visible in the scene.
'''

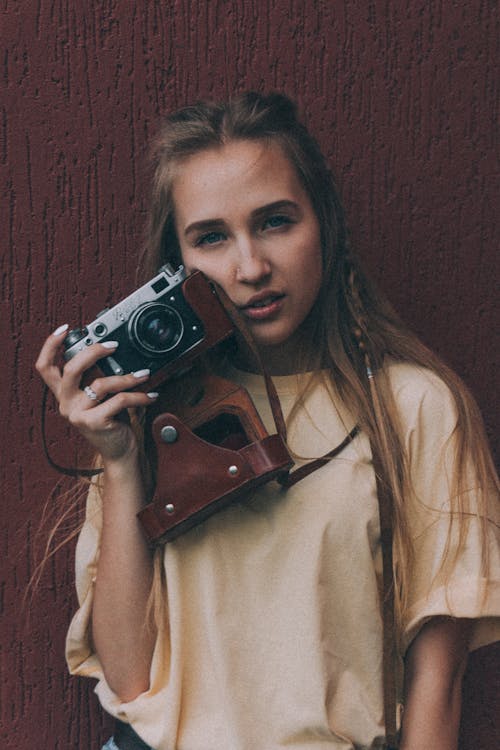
[384,360,459,436]
[385,359,453,397]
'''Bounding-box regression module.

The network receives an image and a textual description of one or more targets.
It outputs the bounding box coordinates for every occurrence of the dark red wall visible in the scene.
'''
[1,2,498,748]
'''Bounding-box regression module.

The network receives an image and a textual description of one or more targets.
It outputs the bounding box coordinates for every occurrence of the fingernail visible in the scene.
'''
[101,341,119,349]
[146,392,159,399]
[53,324,69,337]
[132,369,150,379]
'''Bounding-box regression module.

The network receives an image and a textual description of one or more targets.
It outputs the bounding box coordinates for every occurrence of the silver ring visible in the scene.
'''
[84,385,99,401]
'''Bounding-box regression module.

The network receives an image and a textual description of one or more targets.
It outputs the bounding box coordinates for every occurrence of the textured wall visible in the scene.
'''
[1,1,498,748]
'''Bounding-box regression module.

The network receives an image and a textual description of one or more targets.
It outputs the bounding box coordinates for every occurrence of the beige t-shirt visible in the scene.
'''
[66,363,500,750]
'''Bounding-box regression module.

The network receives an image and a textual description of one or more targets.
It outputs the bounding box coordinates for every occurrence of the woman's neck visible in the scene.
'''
[232,332,323,376]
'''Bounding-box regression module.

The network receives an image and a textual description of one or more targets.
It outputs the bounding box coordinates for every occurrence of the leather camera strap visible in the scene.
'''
[212,283,360,481]
[209,284,289,439]
[371,441,399,748]
[277,425,360,488]
[41,384,103,477]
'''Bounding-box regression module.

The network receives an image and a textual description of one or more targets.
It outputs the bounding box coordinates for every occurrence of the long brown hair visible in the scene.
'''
[139,91,498,627]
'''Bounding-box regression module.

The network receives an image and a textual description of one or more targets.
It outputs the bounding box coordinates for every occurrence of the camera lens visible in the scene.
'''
[129,303,184,355]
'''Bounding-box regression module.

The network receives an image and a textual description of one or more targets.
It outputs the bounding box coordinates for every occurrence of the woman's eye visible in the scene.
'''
[195,231,225,246]
[263,215,292,230]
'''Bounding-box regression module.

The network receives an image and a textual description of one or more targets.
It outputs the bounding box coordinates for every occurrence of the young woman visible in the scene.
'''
[36,93,499,750]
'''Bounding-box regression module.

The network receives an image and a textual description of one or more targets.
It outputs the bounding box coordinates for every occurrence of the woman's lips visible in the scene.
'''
[240,294,285,321]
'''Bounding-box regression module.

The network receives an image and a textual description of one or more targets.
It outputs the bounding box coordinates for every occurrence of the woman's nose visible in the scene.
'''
[234,240,272,283]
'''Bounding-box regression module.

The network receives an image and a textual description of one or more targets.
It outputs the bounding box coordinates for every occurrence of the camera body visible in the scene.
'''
[63,265,235,387]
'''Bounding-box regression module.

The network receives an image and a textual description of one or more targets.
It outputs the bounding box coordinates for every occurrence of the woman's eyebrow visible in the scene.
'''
[184,200,300,237]
[251,200,300,220]
[184,218,225,237]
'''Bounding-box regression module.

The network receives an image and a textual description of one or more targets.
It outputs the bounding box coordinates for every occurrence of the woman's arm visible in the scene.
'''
[36,328,159,702]
[91,449,157,702]
[400,616,472,750]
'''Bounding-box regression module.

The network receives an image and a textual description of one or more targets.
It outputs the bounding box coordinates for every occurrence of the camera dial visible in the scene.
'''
[63,328,89,350]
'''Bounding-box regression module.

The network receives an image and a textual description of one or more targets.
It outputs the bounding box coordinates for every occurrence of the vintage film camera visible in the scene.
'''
[63,265,235,389]
[63,266,293,544]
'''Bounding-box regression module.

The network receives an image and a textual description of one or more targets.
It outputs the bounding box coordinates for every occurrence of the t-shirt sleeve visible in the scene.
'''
[65,479,102,680]
[64,479,169,728]
[390,365,500,654]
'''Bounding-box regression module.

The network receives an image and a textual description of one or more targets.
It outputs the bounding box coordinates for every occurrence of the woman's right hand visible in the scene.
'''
[35,324,159,462]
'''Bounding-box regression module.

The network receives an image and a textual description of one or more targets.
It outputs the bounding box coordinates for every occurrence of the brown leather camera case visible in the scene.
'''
[137,373,293,544]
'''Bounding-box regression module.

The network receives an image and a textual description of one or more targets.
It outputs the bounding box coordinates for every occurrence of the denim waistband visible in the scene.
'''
[102,720,154,750]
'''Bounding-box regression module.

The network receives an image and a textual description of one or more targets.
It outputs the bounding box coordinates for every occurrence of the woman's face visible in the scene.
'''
[172,139,323,372]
